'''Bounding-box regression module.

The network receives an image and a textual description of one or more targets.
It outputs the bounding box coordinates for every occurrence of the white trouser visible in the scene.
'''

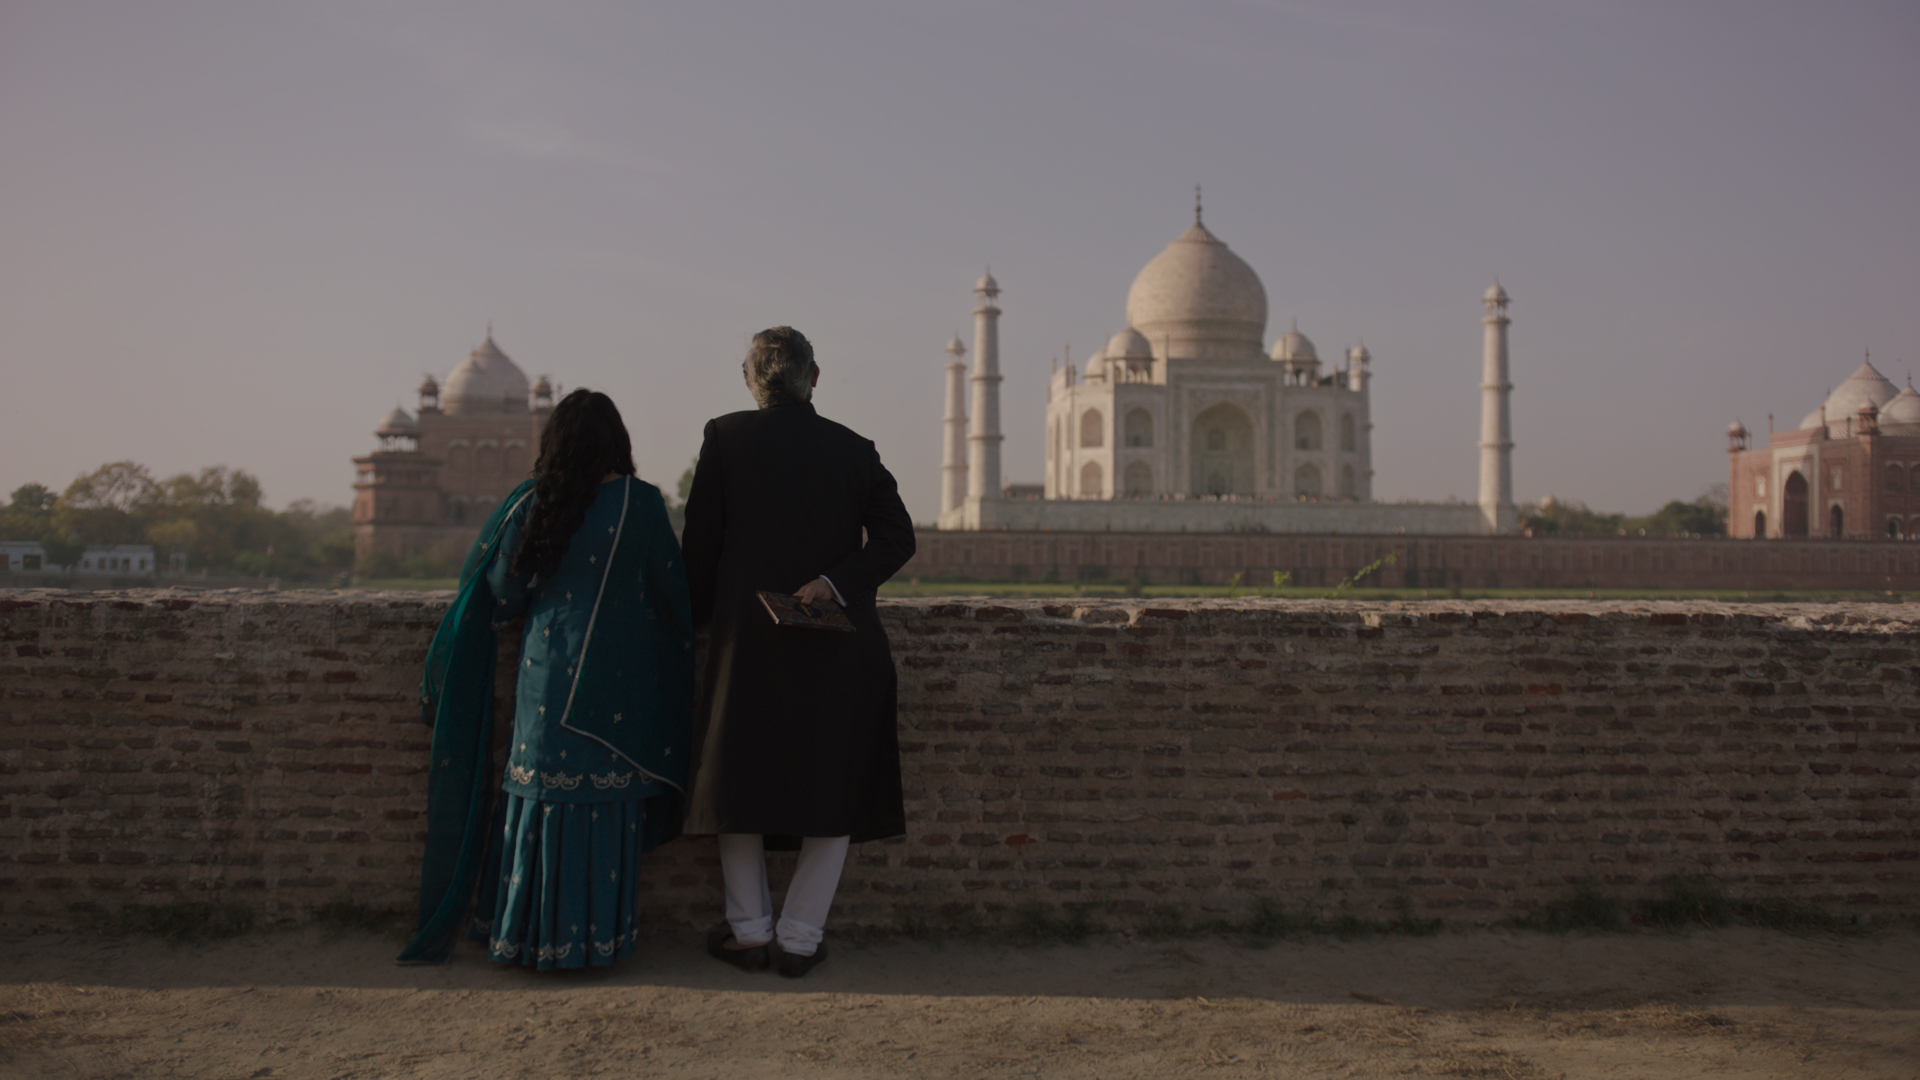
[718,833,850,957]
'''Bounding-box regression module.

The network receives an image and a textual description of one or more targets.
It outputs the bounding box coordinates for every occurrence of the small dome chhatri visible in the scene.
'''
[1879,378,1920,429]
[1270,319,1317,363]
[1106,326,1153,360]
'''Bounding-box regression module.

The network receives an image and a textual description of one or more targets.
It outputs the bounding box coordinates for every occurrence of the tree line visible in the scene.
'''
[1520,485,1729,537]
[2,462,353,580]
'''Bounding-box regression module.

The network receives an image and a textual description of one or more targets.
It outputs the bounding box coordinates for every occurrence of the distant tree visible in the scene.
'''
[1524,486,1729,538]
[140,466,276,569]
[9,483,56,514]
[55,461,160,545]
[661,455,697,530]
[0,483,58,544]
[1627,486,1728,537]
[358,548,402,579]
[677,456,697,504]
[39,535,87,570]
[1521,496,1625,536]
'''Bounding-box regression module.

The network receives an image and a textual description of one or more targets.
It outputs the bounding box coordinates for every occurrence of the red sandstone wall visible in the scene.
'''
[2,590,1915,933]
[902,531,1920,591]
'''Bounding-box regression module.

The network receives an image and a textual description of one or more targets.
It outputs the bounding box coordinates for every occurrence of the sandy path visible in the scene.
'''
[2,927,1915,1079]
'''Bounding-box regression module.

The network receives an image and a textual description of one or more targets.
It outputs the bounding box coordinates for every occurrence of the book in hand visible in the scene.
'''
[757,591,856,633]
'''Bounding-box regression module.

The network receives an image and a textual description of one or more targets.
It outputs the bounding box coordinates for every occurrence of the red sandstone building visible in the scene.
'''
[351,333,554,564]
[1727,356,1920,539]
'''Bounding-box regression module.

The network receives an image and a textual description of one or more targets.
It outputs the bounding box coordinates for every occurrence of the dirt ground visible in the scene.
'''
[1,925,1915,1079]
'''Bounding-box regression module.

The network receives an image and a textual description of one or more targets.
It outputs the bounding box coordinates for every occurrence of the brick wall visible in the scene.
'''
[903,530,1920,591]
[2,590,1915,932]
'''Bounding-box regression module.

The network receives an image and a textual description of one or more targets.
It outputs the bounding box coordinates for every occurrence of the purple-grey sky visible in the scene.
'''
[3,1,1915,522]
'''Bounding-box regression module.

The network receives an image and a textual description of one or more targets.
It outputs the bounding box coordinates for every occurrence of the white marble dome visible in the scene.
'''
[1798,359,1898,431]
[1271,322,1318,362]
[1881,382,1920,430]
[442,335,530,414]
[1125,221,1267,361]
[1106,326,1152,360]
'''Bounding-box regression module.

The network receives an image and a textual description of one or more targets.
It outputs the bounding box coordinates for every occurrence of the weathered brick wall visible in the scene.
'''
[904,530,1920,590]
[2,590,1915,932]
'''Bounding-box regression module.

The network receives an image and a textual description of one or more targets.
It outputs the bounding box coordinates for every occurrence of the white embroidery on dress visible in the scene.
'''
[589,770,634,790]
[540,770,582,790]
[506,763,535,786]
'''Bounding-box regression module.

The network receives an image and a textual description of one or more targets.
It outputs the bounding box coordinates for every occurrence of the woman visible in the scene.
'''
[397,389,692,968]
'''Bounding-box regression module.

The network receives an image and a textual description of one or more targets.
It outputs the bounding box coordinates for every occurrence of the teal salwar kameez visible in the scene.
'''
[398,475,693,968]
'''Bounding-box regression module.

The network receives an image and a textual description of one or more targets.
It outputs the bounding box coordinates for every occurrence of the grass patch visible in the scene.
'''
[100,902,256,944]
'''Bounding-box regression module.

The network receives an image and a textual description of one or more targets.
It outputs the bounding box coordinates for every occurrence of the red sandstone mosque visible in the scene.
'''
[1727,353,1920,540]
[351,332,554,565]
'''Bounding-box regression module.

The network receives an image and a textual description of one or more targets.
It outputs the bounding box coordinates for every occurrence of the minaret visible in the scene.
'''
[1479,280,1517,534]
[940,334,969,514]
[968,269,1003,501]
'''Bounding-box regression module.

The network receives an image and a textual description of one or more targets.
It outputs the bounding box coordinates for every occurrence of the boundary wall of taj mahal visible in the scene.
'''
[1,590,1915,933]
[904,531,1920,592]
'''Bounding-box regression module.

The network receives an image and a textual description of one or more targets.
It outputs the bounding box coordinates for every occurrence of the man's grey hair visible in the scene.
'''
[743,326,817,408]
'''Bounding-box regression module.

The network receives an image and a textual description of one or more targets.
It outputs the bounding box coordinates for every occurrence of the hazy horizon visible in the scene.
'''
[4,1,1915,523]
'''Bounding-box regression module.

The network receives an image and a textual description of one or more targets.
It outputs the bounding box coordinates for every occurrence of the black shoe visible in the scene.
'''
[706,924,770,973]
[775,940,828,979]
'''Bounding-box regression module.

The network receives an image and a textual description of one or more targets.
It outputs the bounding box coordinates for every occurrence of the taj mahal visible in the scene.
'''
[935,201,1519,536]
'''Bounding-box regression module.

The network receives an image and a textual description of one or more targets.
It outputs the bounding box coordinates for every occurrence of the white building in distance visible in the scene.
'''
[936,202,1516,535]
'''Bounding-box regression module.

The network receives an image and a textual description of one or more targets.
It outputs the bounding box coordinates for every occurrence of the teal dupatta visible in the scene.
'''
[396,481,535,965]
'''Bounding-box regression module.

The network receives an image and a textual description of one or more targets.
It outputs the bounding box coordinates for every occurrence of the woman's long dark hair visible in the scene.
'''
[508,389,636,580]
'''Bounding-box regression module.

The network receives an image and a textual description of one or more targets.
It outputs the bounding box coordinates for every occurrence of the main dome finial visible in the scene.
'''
[1194,184,1203,226]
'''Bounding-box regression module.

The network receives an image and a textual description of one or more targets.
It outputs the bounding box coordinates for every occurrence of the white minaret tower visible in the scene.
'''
[940,334,969,514]
[1479,280,1517,534]
[967,269,1003,501]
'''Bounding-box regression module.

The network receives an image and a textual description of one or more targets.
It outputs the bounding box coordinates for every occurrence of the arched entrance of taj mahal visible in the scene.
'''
[1189,402,1254,497]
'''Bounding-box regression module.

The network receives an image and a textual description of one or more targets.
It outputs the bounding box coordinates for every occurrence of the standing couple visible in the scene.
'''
[397,326,915,978]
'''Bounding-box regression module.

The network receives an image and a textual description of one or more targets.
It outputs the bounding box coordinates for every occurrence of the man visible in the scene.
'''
[680,325,915,978]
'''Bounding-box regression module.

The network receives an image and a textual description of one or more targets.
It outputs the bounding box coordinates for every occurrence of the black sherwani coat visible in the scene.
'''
[681,401,916,844]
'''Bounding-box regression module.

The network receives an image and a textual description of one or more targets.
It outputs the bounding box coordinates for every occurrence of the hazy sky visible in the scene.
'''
[3,1,1915,522]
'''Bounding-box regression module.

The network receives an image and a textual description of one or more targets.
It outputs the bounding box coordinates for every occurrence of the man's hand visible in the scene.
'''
[794,577,837,607]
